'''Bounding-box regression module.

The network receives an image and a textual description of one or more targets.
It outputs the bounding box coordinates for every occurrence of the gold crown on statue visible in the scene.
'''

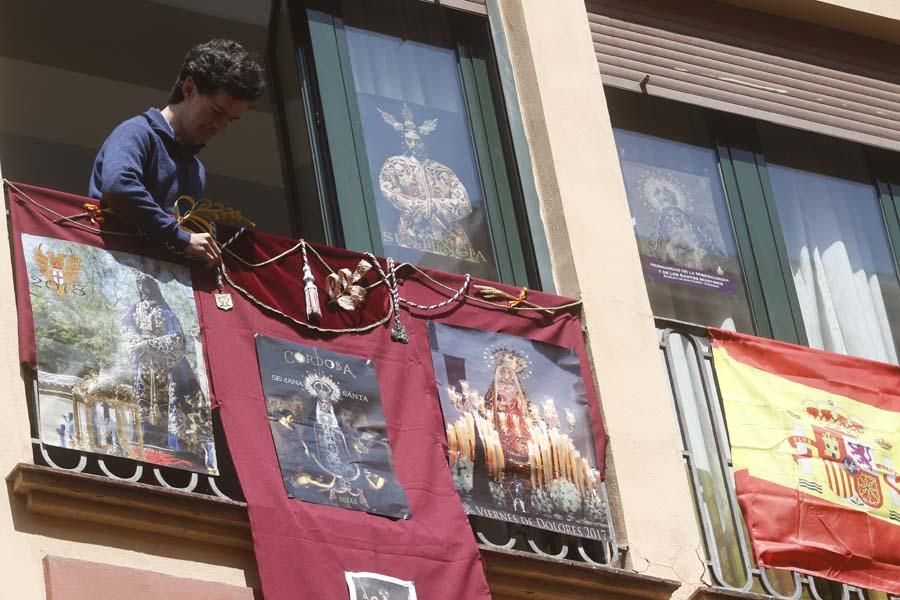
[303,373,341,404]
[485,346,532,378]
[804,400,864,435]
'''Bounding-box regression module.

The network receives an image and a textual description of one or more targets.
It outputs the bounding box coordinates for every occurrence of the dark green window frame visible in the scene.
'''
[710,113,808,345]
[273,0,539,287]
[609,87,900,349]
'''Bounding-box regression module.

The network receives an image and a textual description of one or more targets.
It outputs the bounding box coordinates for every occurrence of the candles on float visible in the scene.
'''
[447,424,458,464]
[449,403,597,495]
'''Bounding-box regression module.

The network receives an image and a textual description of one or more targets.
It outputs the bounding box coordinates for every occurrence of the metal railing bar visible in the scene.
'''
[661,328,751,590]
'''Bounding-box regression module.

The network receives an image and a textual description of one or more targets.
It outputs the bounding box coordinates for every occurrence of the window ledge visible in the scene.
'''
[7,463,252,550]
[480,546,681,599]
[8,463,681,597]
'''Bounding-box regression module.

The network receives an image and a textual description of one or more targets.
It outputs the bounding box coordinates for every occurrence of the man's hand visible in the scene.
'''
[184,232,221,267]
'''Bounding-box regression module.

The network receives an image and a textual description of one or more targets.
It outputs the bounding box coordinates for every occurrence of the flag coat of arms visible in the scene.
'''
[711,329,900,594]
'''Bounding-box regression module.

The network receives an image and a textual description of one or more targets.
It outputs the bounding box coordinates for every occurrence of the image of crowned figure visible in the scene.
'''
[377,104,477,261]
[483,347,534,463]
[297,373,369,510]
[121,272,205,452]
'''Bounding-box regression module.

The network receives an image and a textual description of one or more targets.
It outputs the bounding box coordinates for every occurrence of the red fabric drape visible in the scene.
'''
[7,183,607,600]
[6,182,211,367]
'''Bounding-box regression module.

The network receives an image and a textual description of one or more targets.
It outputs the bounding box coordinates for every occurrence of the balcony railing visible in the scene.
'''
[21,360,619,568]
[658,317,900,600]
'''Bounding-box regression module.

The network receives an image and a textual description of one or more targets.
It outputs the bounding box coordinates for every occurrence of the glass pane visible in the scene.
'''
[342,21,500,280]
[759,124,900,364]
[607,91,754,331]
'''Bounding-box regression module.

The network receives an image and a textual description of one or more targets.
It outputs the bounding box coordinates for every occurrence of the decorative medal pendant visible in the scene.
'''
[215,292,234,311]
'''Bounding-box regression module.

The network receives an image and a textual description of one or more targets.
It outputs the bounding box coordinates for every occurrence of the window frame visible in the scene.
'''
[281,0,538,287]
[709,112,808,345]
[610,87,900,354]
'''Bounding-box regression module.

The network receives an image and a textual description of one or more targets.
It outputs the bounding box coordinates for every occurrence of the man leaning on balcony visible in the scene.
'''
[88,39,265,267]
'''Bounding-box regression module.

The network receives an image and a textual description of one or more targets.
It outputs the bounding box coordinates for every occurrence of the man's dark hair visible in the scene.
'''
[168,39,265,104]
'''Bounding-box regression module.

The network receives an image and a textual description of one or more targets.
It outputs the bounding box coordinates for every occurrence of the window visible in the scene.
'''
[610,92,755,332]
[0,0,292,236]
[758,124,900,364]
[608,88,900,365]
[616,88,900,597]
[273,0,538,286]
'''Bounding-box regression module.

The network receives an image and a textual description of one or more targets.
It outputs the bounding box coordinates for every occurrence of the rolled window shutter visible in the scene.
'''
[587,0,900,151]
[418,0,486,15]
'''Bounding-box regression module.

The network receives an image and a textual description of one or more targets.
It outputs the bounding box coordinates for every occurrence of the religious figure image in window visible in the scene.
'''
[256,336,410,519]
[345,572,417,600]
[377,104,476,262]
[638,171,723,273]
[23,234,215,474]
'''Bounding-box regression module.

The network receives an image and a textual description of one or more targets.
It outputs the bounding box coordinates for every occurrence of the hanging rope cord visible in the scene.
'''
[4,180,582,333]
[3,179,137,237]
[225,241,582,313]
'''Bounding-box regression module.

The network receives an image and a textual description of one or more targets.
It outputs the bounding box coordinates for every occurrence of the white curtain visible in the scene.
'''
[768,164,899,365]
[345,26,462,114]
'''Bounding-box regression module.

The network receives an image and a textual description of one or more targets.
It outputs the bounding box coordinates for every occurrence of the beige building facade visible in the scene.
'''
[1,0,899,598]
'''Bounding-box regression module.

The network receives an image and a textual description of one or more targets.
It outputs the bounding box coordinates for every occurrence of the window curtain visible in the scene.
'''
[761,123,900,365]
[771,170,899,364]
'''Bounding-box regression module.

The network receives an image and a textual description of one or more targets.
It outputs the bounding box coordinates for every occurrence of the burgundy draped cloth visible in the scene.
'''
[6,182,607,600]
[6,182,211,367]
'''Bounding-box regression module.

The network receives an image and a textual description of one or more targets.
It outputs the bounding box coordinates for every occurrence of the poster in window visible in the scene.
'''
[620,160,742,294]
[345,572,417,600]
[345,25,499,280]
[428,322,609,541]
[22,234,216,474]
[255,335,410,519]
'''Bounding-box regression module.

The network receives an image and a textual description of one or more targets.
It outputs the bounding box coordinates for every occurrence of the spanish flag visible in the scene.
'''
[711,329,900,593]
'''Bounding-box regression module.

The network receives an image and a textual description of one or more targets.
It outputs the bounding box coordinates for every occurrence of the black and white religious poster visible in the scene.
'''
[345,572,418,600]
[255,335,410,519]
[22,234,216,474]
[428,322,608,541]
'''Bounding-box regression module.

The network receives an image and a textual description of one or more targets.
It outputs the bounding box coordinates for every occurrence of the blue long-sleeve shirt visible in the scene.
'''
[89,108,205,250]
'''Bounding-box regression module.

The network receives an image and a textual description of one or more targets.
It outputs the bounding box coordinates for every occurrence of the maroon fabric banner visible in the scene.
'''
[6,182,607,600]
[6,182,213,367]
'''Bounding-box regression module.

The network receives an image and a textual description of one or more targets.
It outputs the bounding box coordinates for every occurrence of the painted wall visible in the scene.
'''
[494,0,705,595]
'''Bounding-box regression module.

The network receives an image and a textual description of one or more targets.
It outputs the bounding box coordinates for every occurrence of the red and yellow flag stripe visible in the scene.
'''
[711,329,900,594]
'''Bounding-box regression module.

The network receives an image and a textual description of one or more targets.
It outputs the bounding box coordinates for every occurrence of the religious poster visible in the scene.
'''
[22,234,215,474]
[345,572,418,600]
[428,323,608,540]
[619,160,742,294]
[344,24,499,280]
[255,335,410,519]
